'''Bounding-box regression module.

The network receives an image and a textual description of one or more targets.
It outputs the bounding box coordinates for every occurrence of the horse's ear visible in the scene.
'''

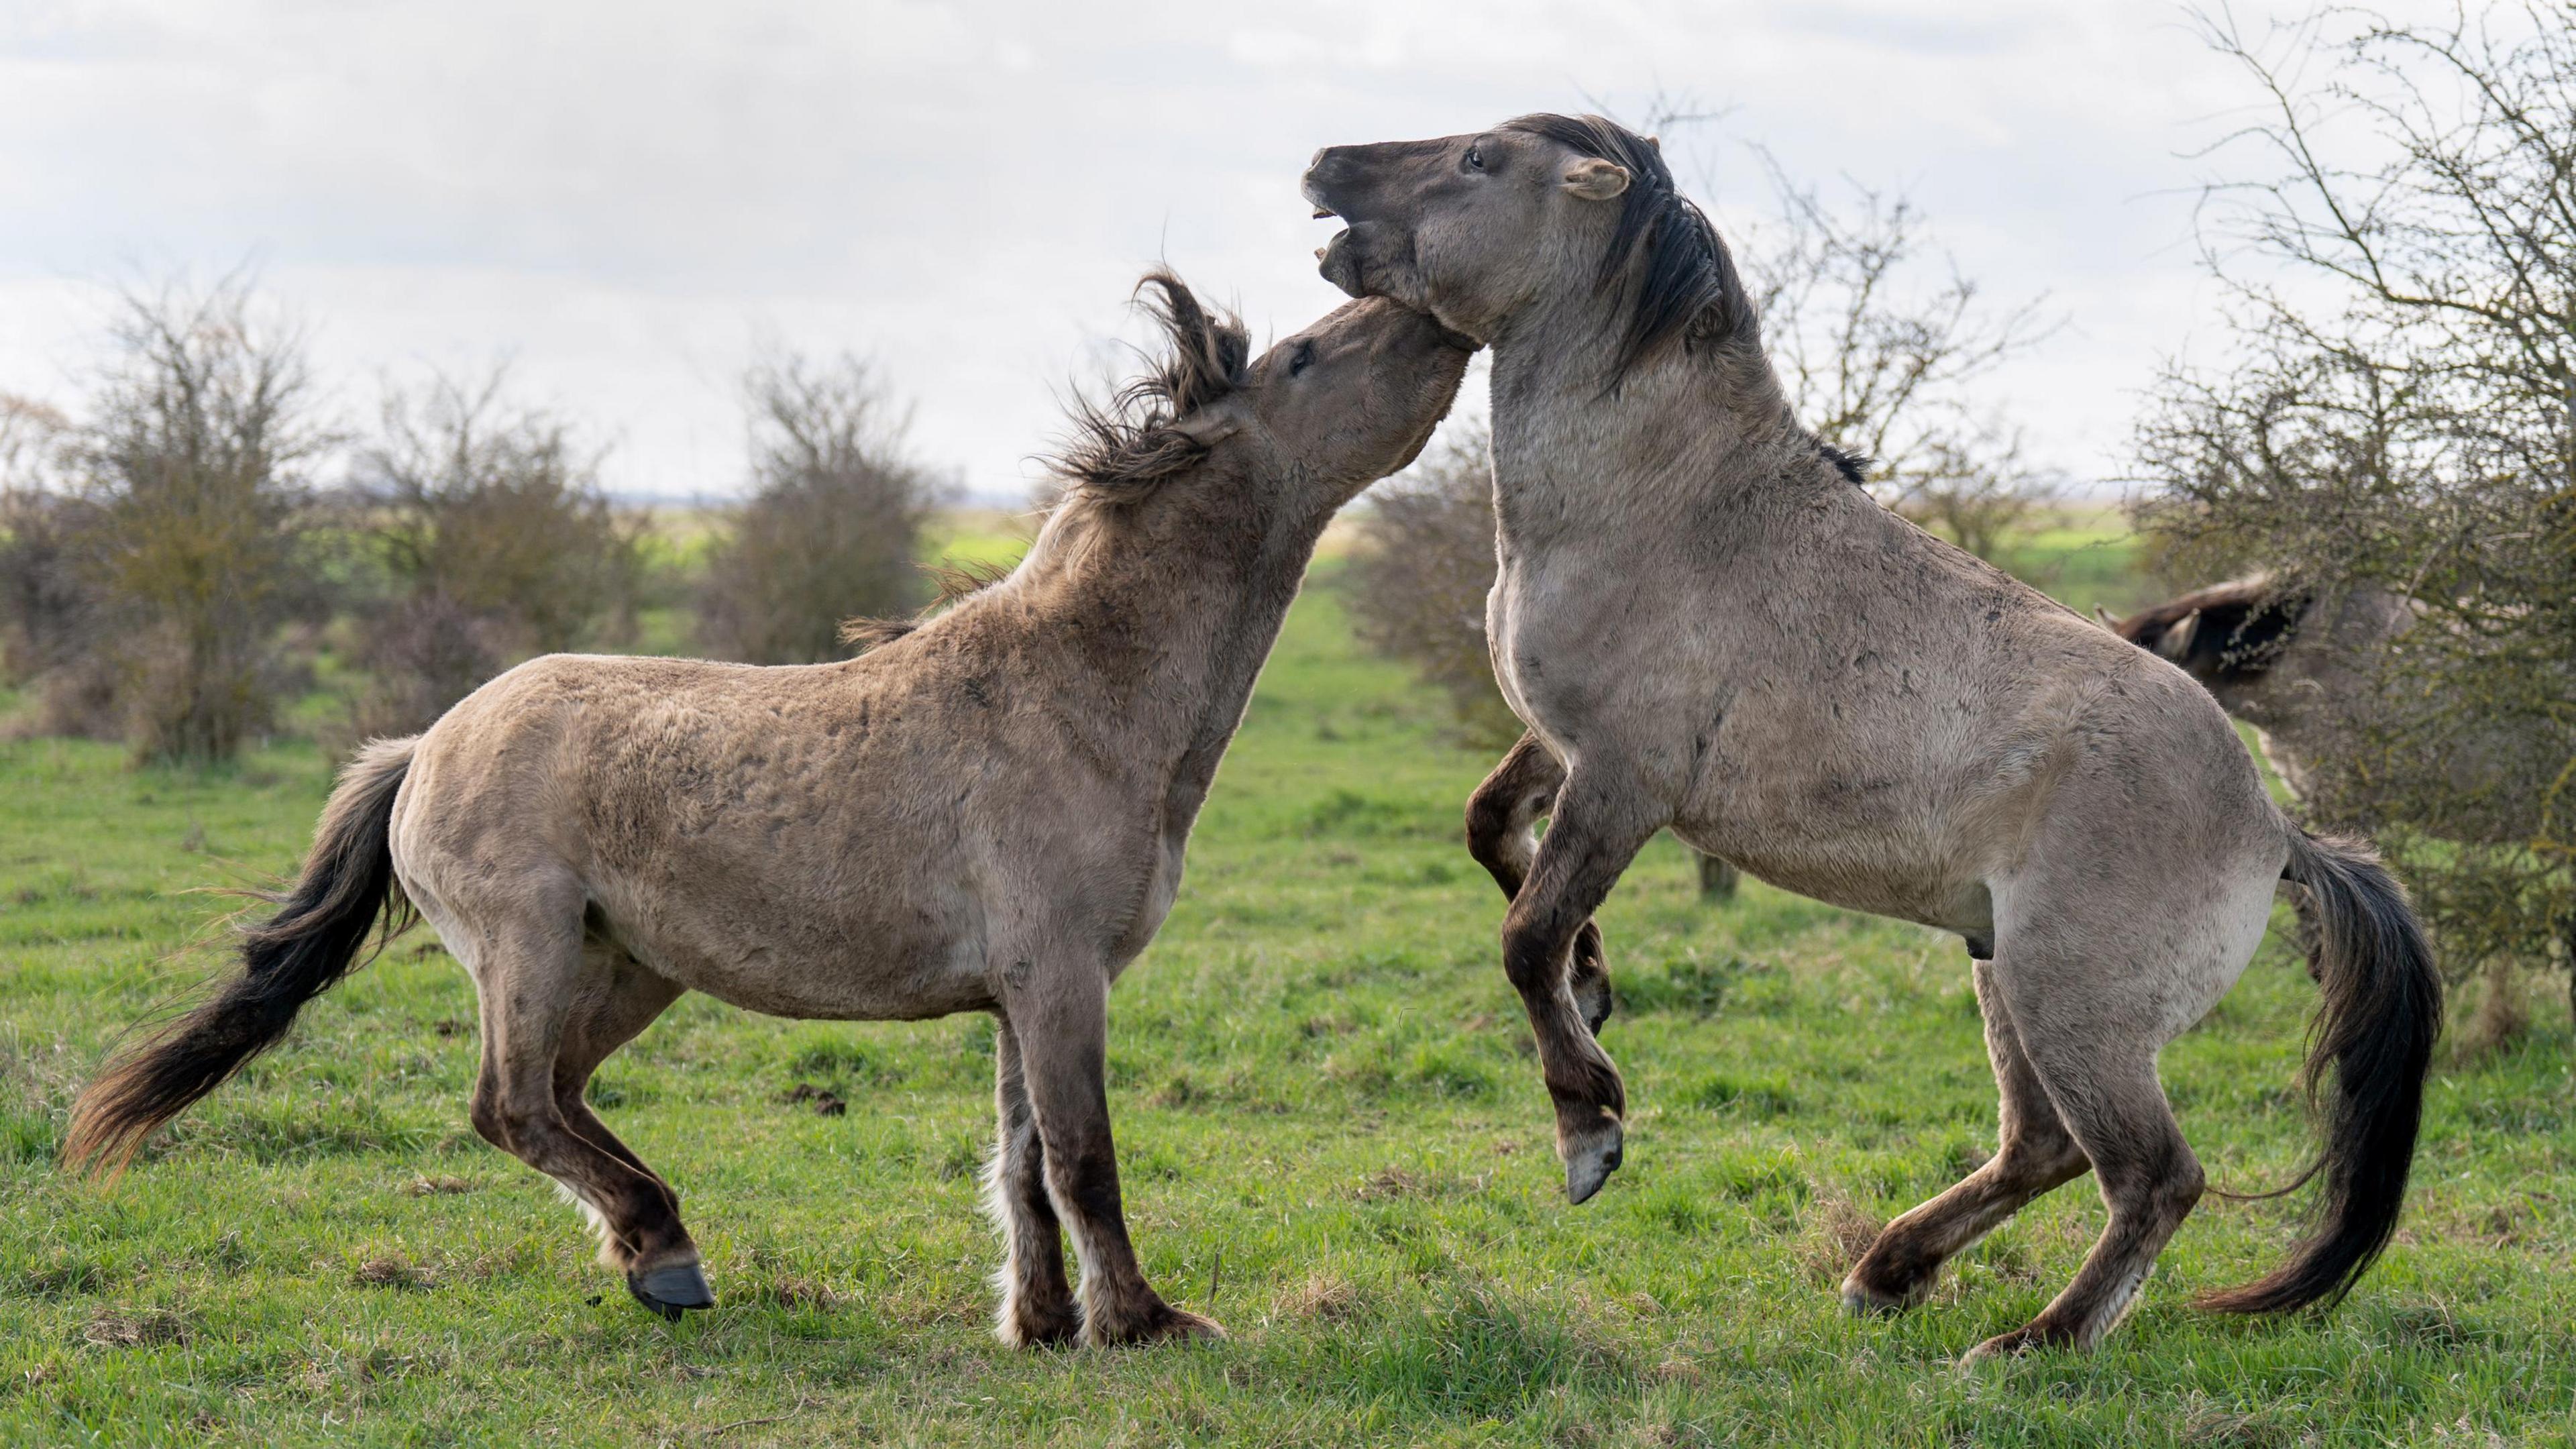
[2154,609,2200,661]
[2092,604,2116,629]
[1169,394,1247,448]
[1562,157,1630,201]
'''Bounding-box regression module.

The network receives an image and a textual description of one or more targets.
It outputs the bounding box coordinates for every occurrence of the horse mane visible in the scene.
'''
[1818,441,1872,487]
[840,270,1248,655]
[1501,113,1760,387]
[1050,270,1251,498]
[838,556,1017,652]
[2113,574,2314,683]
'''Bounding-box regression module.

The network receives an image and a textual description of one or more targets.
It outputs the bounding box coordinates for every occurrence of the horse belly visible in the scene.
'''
[1680,810,1984,932]
[1676,733,2008,936]
[592,873,994,1022]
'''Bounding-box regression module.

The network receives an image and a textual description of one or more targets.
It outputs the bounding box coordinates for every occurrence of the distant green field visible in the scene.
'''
[2,529,2569,1446]
[1986,504,2159,621]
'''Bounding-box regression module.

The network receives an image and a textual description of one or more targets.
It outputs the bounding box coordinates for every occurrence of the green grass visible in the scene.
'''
[1986,504,2157,621]
[3,559,2573,1446]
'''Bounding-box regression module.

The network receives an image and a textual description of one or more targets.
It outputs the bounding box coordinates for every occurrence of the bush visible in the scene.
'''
[50,280,327,763]
[2137,7,2576,1003]
[0,487,122,741]
[1344,421,1517,748]
[696,354,943,665]
[1,399,119,737]
[345,373,641,737]
[1735,150,2060,559]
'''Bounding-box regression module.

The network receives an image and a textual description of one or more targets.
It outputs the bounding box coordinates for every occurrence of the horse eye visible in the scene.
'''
[1290,341,1316,377]
[1464,146,1484,172]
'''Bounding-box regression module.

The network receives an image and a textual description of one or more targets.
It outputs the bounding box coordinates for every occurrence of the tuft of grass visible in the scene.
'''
[79,1306,192,1350]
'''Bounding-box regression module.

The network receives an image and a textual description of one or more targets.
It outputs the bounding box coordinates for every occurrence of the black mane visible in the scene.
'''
[1502,113,1759,388]
[1819,441,1871,486]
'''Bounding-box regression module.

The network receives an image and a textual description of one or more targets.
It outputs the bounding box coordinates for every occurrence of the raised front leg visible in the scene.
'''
[987,1012,1080,1347]
[1497,757,1665,1203]
[1002,963,1221,1346]
[1466,732,1612,1036]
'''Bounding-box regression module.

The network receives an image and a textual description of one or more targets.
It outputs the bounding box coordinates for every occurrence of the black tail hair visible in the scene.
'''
[62,737,419,1176]
[2201,828,2442,1314]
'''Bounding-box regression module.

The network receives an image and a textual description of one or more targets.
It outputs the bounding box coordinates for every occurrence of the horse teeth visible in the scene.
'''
[1311,207,1334,219]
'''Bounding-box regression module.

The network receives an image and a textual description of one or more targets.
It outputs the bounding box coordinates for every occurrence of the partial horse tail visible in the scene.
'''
[63,736,421,1177]
[2200,826,2441,1315]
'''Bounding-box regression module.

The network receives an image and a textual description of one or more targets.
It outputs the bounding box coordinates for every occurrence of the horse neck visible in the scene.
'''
[1484,313,1803,549]
[1019,487,1330,796]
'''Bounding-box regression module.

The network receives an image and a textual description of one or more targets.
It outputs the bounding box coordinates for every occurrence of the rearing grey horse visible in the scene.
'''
[1303,114,2440,1360]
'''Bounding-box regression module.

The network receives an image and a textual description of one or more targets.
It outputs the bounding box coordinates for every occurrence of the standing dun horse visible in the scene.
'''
[65,274,1471,1347]
[1303,114,2440,1360]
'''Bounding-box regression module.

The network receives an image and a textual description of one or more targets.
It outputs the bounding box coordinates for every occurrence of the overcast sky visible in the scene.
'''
[0,1,2415,502]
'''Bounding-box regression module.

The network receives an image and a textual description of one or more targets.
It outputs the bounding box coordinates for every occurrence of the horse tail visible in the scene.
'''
[63,736,420,1177]
[2200,826,2441,1315]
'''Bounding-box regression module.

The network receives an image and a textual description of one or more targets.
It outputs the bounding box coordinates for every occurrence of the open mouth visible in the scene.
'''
[1311,202,1350,262]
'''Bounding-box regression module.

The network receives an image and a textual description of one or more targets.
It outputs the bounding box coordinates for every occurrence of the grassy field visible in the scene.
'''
[3,523,2573,1446]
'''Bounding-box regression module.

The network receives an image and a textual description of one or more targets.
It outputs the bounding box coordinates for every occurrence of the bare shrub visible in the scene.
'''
[1344,420,1517,747]
[697,354,944,665]
[0,394,66,484]
[345,373,641,737]
[0,399,123,739]
[0,485,99,690]
[335,374,641,732]
[62,278,327,763]
[341,594,519,743]
[1734,148,2061,557]
[2137,5,2576,1013]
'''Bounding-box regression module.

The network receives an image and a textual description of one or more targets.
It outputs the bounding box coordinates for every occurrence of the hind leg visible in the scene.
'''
[1960,958,2209,1361]
[1842,959,2091,1313]
[547,945,699,1313]
[455,891,707,1318]
[1467,733,1613,1037]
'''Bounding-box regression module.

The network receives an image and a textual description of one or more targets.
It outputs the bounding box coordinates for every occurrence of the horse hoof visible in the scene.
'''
[1562,1120,1623,1204]
[1085,1303,1228,1348]
[995,1300,1083,1350]
[627,1261,714,1320]
[1156,1307,1227,1343]
[1960,1325,2053,1368]
[1839,1279,1911,1318]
